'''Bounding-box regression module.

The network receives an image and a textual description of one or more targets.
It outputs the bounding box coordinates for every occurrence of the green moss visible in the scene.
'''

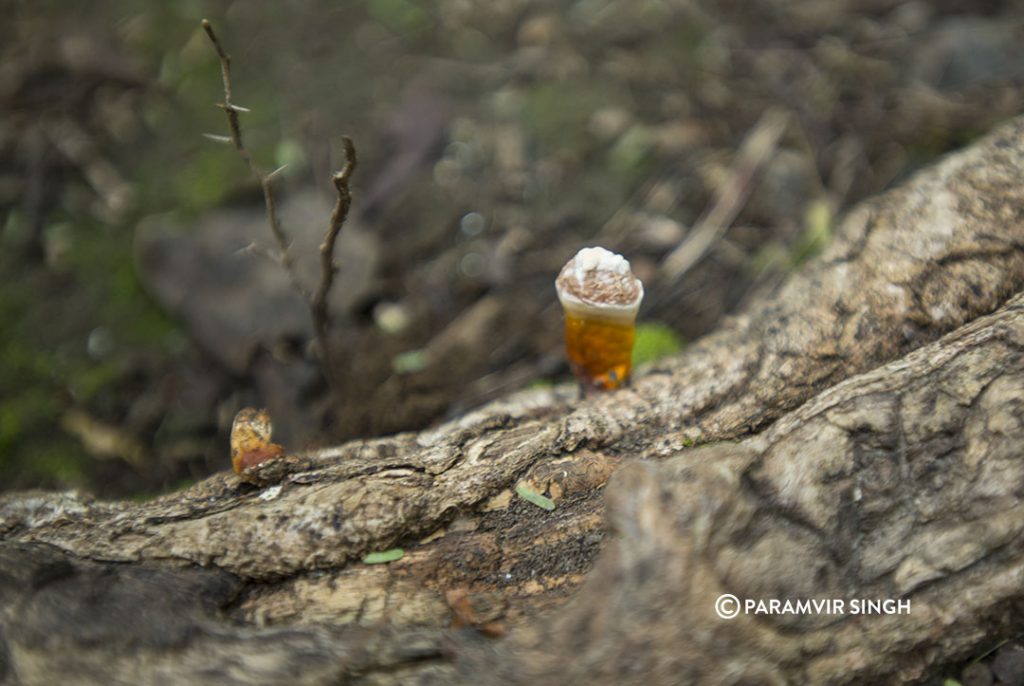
[791,197,833,267]
[0,211,181,490]
[607,125,656,179]
[173,149,242,214]
[25,443,89,485]
[524,82,624,154]
[0,339,89,489]
[0,386,88,490]
[0,391,57,454]
[274,138,307,174]
[68,362,125,404]
[63,223,178,350]
[632,322,684,366]
[369,0,430,33]
[749,197,835,277]
[749,241,791,277]
[392,349,429,374]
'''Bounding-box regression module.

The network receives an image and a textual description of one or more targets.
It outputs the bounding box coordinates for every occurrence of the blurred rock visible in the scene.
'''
[635,213,685,250]
[135,189,378,375]
[360,75,450,220]
[517,13,561,47]
[911,18,1024,91]
[747,149,819,232]
[962,661,994,686]
[588,107,632,142]
[992,644,1024,686]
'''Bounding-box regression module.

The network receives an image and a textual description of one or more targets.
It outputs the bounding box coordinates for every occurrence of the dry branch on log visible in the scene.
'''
[3,117,1024,685]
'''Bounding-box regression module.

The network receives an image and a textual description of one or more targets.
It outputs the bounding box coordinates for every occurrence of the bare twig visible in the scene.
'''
[660,108,789,282]
[311,137,357,358]
[202,19,358,385]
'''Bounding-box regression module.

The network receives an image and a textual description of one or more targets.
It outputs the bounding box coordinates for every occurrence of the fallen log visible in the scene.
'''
[2,115,1024,685]
[455,290,1024,685]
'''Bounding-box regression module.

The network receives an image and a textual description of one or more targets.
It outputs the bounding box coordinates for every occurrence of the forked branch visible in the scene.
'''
[201,19,356,384]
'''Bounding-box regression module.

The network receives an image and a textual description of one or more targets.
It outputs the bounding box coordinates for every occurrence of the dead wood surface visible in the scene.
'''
[3,116,1024,685]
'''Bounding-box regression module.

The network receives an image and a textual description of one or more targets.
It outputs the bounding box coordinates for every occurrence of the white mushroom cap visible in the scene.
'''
[555,246,644,323]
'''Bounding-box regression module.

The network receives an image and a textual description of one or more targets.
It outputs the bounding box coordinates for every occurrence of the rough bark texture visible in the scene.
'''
[3,117,1024,685]
[456,293,1024,685]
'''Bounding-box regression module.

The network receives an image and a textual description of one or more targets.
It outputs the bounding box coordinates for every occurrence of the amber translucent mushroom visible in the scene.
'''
[555,247,644,392]
[230,408,285,474]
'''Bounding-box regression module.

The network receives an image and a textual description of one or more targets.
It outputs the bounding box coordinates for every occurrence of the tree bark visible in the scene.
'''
[3,116,1024,686]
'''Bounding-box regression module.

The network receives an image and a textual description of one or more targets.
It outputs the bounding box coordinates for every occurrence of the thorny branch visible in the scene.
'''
[201,19,356,385]
[201,20,297,286]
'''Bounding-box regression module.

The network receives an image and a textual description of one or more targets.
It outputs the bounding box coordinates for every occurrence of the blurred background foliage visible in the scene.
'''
[2,0,1024,497]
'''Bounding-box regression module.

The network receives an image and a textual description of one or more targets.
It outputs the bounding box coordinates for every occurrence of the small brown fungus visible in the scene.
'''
[230,407,285,474]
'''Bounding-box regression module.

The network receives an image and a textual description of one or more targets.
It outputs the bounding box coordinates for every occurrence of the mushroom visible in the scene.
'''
[230,407,285,474]
[555,246,644,392]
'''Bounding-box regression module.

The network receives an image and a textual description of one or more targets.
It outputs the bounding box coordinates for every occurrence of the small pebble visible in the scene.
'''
[992,644,1024,686]
[961,661,993,686]
[373,302,410,335]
